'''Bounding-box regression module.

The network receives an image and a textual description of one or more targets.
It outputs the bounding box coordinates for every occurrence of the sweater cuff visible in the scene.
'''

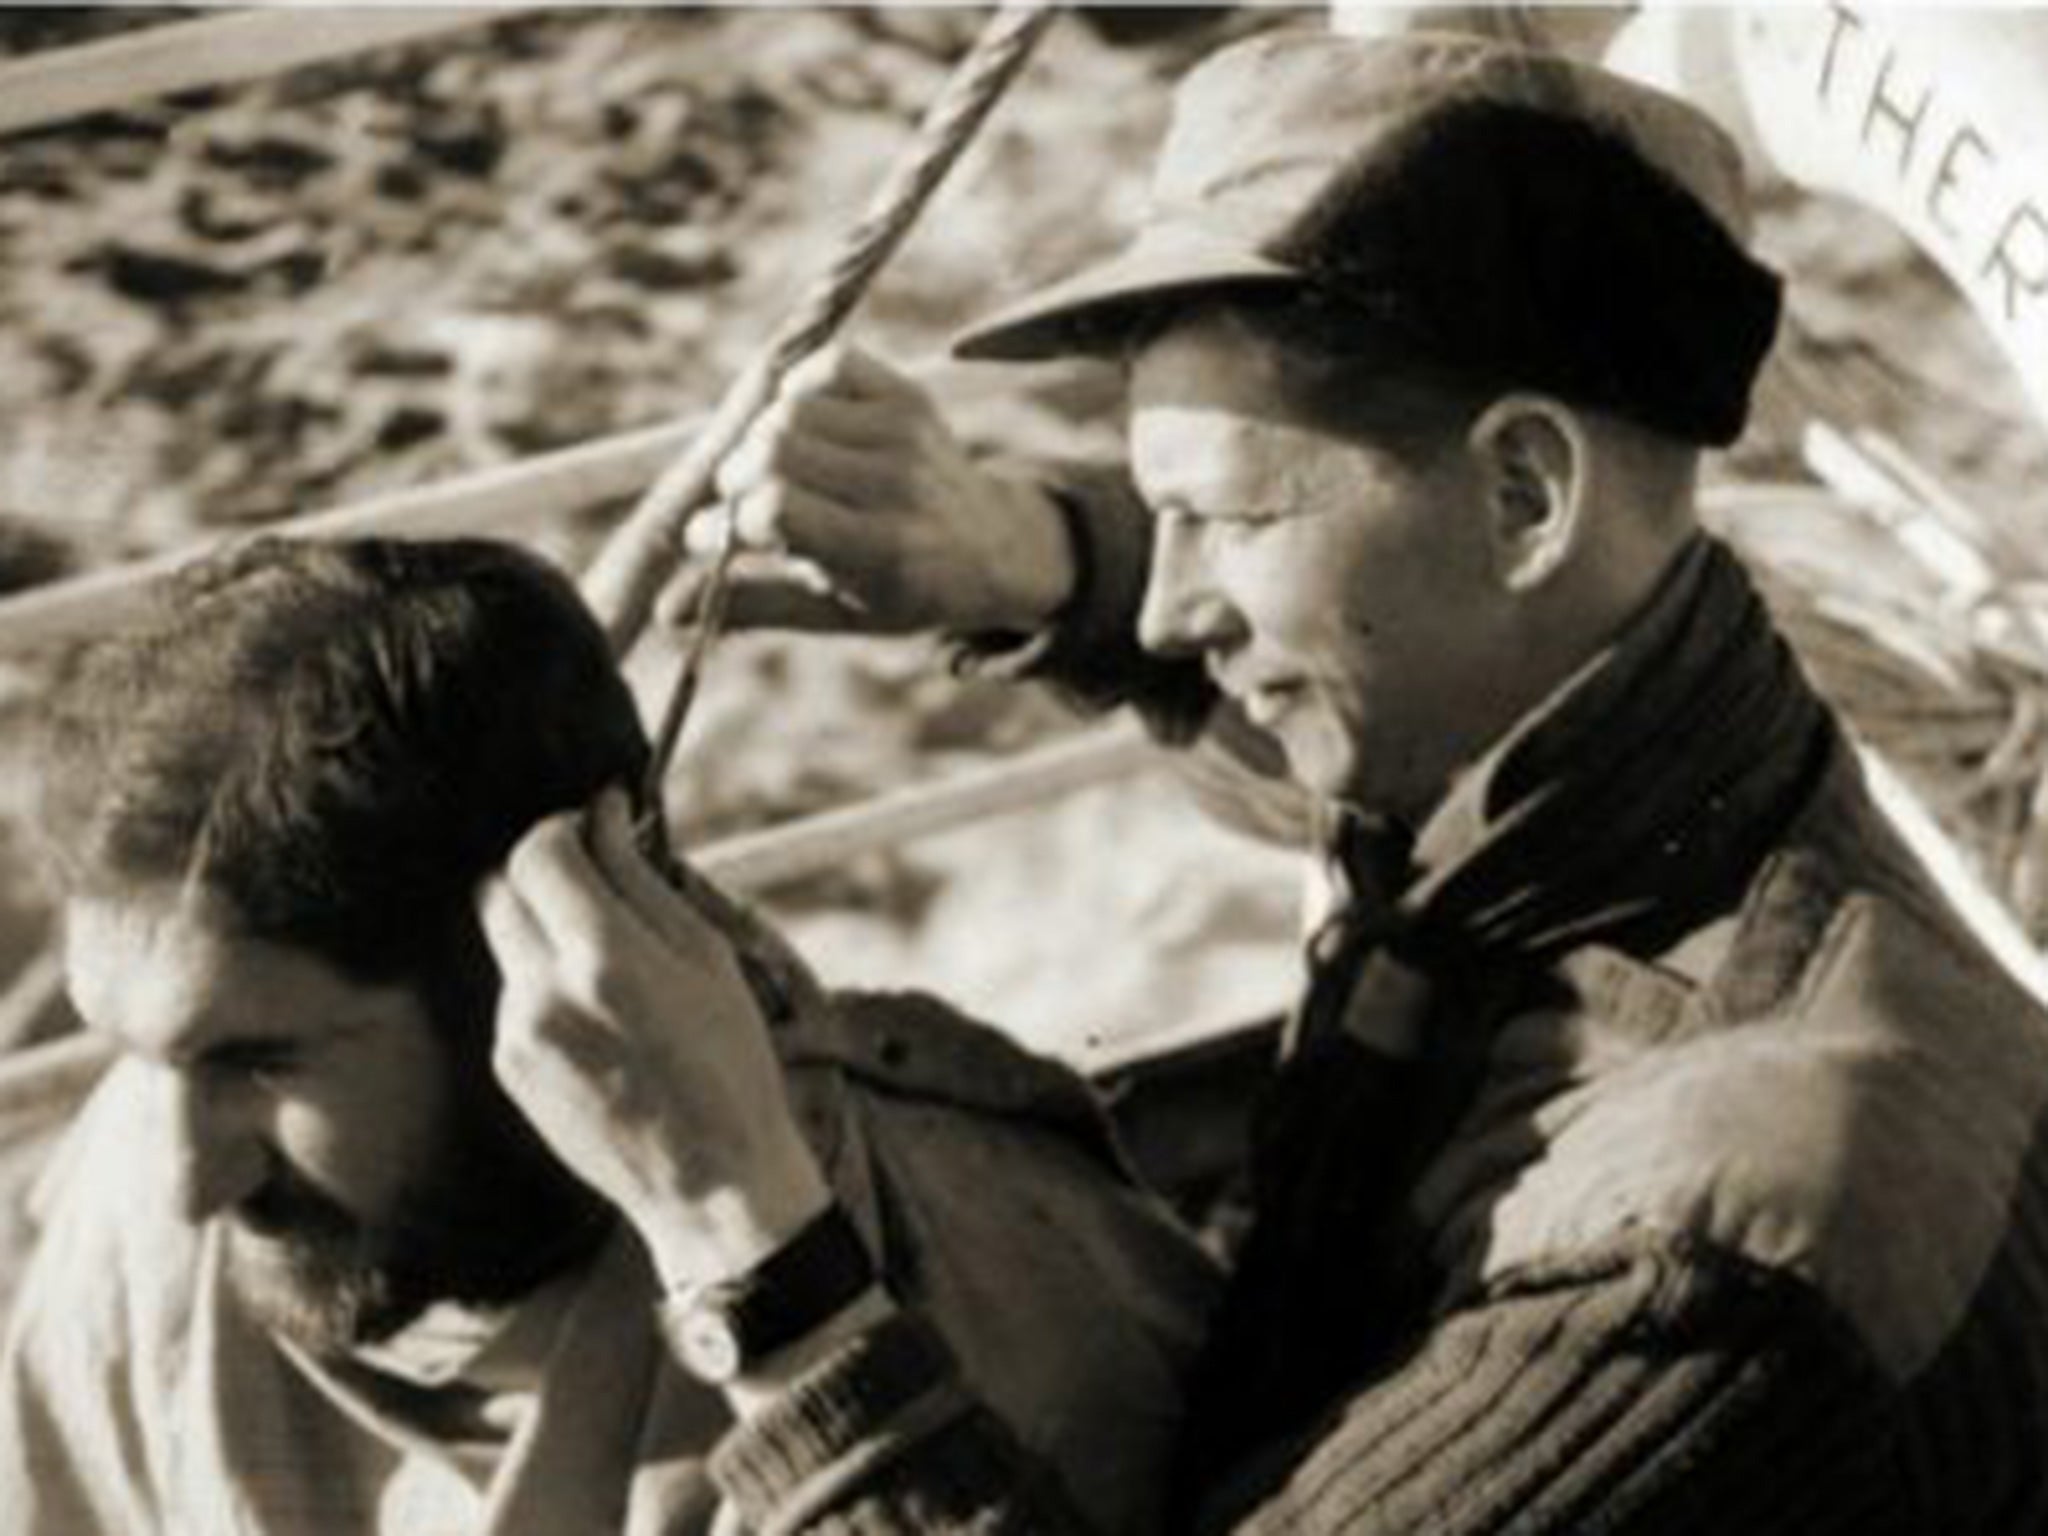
[949,459,1214,744]
[710,1310,972,1532]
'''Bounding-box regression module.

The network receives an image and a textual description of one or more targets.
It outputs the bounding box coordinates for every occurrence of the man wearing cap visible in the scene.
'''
[487,27,2048,1533]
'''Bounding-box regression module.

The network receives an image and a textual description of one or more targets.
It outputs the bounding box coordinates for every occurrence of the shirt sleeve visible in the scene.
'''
[948,459,1317,851]
[709,1311,1098,1534]
[707,1242,1917,1535]
[1200,1241,1917,1535]
[0,1083,177,1536]
[947,458,1215,742]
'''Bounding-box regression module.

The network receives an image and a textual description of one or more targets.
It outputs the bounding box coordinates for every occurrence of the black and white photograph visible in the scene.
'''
[0,4,2045,1531]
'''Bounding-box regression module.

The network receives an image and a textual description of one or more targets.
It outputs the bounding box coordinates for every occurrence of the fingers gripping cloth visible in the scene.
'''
[658,848,830,1031]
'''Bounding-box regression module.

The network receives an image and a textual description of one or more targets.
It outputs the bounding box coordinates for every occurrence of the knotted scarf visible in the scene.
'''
[1176,535,1839,1517]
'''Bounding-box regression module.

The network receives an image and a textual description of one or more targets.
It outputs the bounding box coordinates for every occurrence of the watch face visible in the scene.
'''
[676,1304,745,1383]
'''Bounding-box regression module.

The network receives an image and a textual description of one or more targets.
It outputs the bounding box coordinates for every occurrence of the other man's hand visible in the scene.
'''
[659,346,1077,636]
[480,789,831,1286]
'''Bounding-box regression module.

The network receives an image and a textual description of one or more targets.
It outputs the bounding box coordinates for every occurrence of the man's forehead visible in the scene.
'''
[1131,310,1280,397]
[1130,401,1291,498]
[1129,309,1368,442]
[63,890,350,1056]
[66,889,213,1029]
[1129,321,1329,502]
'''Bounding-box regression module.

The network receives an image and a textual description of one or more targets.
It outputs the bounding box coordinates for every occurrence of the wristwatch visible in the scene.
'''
[657,1204,878,1383]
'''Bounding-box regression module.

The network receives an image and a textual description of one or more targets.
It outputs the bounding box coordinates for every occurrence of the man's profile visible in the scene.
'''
[591,26,2048,1532]
[0,536,1213,1535]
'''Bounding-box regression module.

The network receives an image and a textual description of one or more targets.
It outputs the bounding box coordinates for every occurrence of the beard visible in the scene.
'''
[223,1065,614,1361]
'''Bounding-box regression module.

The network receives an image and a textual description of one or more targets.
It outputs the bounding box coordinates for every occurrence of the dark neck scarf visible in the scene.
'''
[1294,532,1838,1050]
[1178,535,1839,1520]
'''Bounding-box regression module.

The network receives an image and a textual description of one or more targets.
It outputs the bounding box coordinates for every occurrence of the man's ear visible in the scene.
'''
[1466,395,1588,593]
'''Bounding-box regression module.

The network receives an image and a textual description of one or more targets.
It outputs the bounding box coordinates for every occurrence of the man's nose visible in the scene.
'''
[1137,514,1242,658]
[157,1068,264,1224]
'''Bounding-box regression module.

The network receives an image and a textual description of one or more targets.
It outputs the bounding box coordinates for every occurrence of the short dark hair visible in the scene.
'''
[36,537,648,1010]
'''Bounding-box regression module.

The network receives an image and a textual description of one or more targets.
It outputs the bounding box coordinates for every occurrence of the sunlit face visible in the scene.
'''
[64,887,607,1358]
[1130,315,1517,819]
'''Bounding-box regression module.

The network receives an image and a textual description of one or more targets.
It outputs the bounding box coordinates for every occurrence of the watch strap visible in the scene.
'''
[662,1204,878,1381]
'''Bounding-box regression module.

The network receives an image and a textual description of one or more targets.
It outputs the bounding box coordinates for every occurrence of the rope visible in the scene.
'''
[1,7,1082,1133]
[0,10,1053,660]
[577,1,1060,825]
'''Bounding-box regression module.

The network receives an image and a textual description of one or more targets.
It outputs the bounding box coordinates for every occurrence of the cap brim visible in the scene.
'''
[951,231,1301,363]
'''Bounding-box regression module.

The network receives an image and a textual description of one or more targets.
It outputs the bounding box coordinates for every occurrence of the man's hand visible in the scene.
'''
[480,789,831,1287]
[659,346,1078,636]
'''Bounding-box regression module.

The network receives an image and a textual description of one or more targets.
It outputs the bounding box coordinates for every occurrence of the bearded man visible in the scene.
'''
[0,536,1213,1534]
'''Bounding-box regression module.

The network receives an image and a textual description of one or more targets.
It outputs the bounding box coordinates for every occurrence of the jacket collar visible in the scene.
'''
[1308,534,1837,1042]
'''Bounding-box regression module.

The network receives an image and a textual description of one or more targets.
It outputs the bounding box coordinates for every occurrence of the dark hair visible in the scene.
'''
[36,537,648,1011]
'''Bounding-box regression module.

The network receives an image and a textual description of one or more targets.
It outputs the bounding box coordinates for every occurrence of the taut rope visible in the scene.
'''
[577,2,1060,839]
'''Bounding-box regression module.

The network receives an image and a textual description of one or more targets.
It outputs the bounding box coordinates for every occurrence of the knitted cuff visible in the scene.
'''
[948,459,1214,743]
[709,1311,971,1534]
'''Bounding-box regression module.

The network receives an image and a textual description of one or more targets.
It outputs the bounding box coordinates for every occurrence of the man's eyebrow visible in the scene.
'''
[183,1012,369,1068]
[1159,494,1300,521]
[193,1033,301,1066]
[168,1020,295,1067]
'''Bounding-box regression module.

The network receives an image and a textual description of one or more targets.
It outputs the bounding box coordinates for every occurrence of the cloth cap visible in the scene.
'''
[953,30,1782,446]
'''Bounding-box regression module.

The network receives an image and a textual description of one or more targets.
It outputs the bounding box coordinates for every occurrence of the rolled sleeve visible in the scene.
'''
[710,1311,1094,1535]
[711,1240,1918,1535]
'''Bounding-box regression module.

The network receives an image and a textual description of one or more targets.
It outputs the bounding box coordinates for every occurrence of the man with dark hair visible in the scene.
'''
[0,536,1214,1534]
[479,28,2048,1534]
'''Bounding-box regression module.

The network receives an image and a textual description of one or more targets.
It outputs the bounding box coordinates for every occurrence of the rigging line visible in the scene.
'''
[570,3,1061,835]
